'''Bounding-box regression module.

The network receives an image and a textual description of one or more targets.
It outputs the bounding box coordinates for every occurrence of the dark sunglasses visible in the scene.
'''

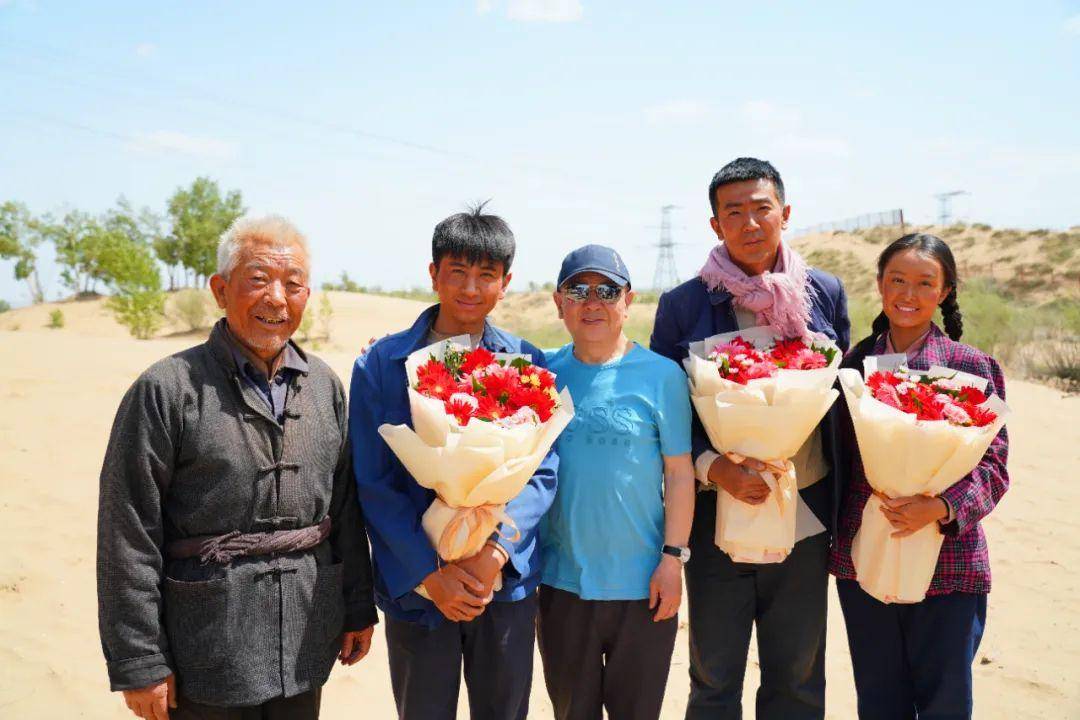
[560,282,624,304]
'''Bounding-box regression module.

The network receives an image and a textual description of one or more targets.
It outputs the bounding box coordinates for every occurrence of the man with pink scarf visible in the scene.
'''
[650,158,850,720]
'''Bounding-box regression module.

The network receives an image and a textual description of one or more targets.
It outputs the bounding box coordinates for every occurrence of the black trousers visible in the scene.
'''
[172,688,321,720]
[685,516,829,720]
[537,584,678,720]
[384,594,537,720]
[837,580,986,720]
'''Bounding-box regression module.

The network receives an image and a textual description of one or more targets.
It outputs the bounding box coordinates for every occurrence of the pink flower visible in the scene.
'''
[941,402,973,426]
[787,348,828,370]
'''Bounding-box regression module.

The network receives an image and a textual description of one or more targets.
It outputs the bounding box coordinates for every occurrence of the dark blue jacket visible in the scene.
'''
[349,304,559,628]
[649,269,851,538]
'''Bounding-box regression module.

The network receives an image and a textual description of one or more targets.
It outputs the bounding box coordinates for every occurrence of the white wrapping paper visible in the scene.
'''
[684,327,841,563]
[838,355,1010,603]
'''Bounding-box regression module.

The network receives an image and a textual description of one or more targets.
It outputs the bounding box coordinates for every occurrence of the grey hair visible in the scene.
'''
[216,214,310,277]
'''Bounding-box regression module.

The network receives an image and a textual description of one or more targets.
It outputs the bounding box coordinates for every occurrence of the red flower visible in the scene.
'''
[475,395,508,421]
[508,385,556,422]
[461,347,497,375]
[955,386,988,405]
[962,402,998,427]
[444,394,479,425]
[416,361,461,401]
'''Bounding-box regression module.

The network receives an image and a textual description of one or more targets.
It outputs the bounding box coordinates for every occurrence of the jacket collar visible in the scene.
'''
[705,278,734,306]
[874,323,950,370]
[207,318,311,376]
[390,304,515,360]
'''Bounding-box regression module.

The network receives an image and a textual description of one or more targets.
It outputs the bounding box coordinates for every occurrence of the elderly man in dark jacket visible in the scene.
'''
[97,215,377,720]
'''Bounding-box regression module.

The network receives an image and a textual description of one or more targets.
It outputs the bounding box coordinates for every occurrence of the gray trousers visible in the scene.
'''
[685,521,829,720]
[385,594,537,720]
[537,584,678,720]
[172,688,321,720]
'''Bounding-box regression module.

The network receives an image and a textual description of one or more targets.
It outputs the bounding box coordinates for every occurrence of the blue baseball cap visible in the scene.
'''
[556,244,631,288]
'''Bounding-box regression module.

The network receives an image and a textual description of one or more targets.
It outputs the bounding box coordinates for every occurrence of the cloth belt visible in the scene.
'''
[166,516,332,565]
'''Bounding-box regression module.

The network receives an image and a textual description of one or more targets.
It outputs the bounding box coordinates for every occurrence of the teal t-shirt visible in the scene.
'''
[540,342,692,600]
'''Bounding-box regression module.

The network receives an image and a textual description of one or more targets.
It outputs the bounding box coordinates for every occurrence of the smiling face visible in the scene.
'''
[877,248,951,333]
[209,238,311,360]
[429,255,511,329]
[709,178,791,275]
[553,271,634,347]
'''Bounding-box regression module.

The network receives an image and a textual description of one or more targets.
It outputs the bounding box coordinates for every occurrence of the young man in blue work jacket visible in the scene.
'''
[349,203,558,720]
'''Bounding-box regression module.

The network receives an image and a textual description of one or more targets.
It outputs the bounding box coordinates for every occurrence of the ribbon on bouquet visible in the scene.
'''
[437,503,521,562]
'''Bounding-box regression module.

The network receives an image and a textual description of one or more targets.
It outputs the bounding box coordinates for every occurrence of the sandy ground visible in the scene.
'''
[1,294,1078,719]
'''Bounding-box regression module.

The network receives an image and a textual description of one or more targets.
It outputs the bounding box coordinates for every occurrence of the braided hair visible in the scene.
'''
[854,233,963,356]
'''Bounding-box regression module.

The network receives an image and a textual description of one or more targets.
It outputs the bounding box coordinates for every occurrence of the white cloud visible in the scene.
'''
[507,0,583,23]
[1064,14,1080,36]
[476,0,494,15]
[644,99,708,126]
[135,42,156,58]
[129,131,237,160]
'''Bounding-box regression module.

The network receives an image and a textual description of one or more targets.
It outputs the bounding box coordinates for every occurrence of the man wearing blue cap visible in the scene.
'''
[538,245,696,720]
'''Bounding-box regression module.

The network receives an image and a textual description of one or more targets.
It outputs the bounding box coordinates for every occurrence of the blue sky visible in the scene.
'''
[1,0,1078,305]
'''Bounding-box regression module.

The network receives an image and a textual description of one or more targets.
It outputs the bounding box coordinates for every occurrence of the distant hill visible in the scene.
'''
[790,223,1080,304]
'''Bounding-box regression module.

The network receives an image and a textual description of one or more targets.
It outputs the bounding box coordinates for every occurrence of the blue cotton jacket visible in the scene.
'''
[349,304,559,627]
[649,269,851,537]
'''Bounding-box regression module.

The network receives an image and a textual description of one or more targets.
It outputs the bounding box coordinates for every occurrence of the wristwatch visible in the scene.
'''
[662,545,691,564]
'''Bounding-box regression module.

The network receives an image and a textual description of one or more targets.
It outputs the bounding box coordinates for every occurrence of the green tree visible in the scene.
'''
[0,201,46,303]
[42,209,102,295]
[166,177,244,287]
[95,199,168,339]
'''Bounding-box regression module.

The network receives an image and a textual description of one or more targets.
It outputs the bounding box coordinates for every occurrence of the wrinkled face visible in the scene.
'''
[709,178,790,272]
[553,271,634,346]
[429,255,511,327]
[877,249,951,331]
[210,238,310,359]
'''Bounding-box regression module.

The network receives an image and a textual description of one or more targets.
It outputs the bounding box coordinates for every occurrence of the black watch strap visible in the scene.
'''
[662,545,689,563]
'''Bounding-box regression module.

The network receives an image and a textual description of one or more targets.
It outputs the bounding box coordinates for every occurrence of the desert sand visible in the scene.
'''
[1,293,1078,719]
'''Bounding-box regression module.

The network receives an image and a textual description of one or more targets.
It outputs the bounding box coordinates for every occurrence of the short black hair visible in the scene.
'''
[708,157,786,216]
[431,201,515,274]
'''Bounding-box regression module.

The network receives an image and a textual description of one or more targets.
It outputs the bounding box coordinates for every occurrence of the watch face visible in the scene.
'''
[680,547,692,563]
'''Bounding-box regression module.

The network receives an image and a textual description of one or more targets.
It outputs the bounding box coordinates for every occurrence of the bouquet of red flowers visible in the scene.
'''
[684,326,842,563]
[865,369,998,428]
[707,336,837,385]
[415,346,561,428]
[838,356,1010,603]
[379,337,574,570]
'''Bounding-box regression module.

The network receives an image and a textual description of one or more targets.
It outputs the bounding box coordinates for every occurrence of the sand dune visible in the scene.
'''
[1,292,1078,718]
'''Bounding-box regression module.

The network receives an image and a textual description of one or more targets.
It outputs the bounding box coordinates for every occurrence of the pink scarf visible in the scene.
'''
[698,242,814,339]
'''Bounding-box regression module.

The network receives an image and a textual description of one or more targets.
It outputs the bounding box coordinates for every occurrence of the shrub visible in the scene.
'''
[298,311,314,343]
[317,293,334,340]
[1027,340,1080,391]
[847,295,880,343]
[972,223,991,232]
[1040,233,1077,264]
[48,308,64,329]
[171,288,212,331]
[109,290,166,339]
[0,299,10,314]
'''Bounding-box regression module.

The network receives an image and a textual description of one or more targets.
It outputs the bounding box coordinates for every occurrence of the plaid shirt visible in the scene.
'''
[828,324,1010,595]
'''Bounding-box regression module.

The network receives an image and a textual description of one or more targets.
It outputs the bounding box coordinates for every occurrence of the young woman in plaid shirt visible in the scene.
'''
[829,234,1010,719]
